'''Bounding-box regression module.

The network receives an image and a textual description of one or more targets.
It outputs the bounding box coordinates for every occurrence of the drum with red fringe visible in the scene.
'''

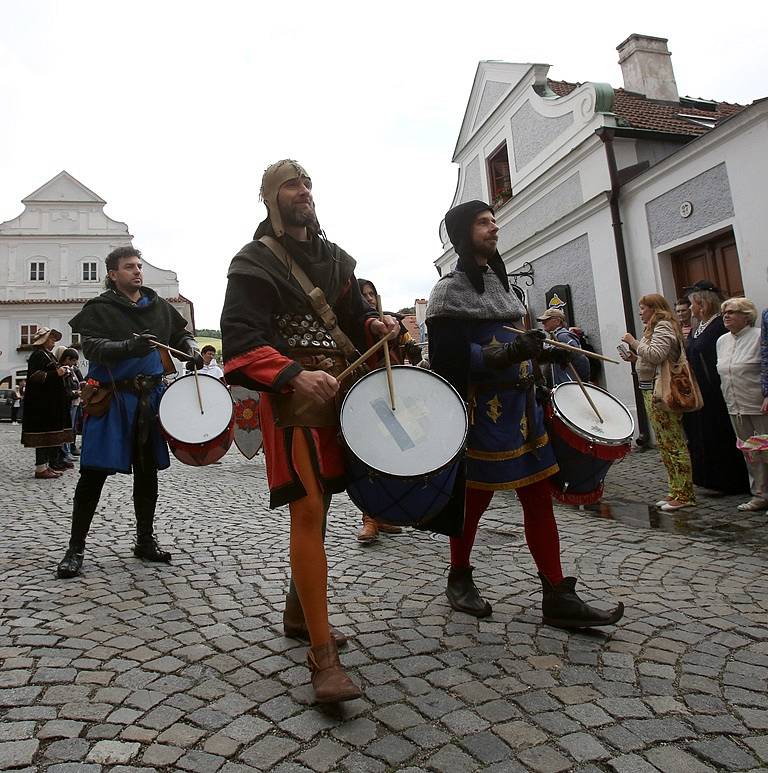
[159,374,234,466]
[545,382,634,504]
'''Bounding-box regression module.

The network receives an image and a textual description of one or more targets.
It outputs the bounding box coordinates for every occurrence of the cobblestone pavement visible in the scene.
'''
[1,422,767,772]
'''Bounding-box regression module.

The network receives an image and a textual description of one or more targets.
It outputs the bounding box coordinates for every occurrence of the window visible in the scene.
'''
[71,333,82,346]
[82,261,98,281]
[29,261,46,281]
[487,143,512,207]
[20,324,38,346]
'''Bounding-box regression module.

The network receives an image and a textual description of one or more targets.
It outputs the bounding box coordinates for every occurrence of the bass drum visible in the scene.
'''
[340,366,468,527]
[159,374,234,466]
[545,382,634,505]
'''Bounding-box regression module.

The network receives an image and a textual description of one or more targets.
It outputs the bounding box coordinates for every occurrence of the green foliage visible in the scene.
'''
[397,307,416,315]
[196,328,221,339]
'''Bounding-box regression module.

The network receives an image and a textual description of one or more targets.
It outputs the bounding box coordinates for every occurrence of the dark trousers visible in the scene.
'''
[69,435,159,550]
[35,447,57,466]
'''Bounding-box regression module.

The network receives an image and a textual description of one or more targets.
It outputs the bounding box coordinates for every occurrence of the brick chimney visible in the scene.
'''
[617,34,679,102]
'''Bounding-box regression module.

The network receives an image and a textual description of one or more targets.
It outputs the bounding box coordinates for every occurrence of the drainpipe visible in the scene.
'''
[596,127,651,445]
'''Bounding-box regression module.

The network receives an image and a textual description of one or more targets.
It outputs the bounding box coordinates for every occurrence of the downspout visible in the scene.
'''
[596,126,651,445]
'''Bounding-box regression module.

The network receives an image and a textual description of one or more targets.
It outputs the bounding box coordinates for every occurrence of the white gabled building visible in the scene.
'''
[436,34,768,432]
[0,171,194,387]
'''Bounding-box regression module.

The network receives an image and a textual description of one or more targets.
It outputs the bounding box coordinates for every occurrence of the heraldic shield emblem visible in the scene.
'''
[230,386,263,459]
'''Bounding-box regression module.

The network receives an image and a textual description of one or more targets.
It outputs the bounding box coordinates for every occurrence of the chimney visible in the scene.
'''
[617,34,679,102]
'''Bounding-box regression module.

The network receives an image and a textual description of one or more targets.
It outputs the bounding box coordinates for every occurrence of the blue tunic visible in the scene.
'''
[466,321,557,490]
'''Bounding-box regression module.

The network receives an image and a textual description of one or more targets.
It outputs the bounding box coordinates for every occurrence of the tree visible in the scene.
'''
[196,328,221,339]
[397,306,416,316]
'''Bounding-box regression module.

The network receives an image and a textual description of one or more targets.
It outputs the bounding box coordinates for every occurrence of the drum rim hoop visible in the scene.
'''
[340,365,468,479]
[550,382,634,446]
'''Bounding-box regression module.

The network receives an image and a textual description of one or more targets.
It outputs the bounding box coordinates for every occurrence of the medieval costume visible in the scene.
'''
[21,327,74,479]
[427,199,624,629]
[56,285,199,579]
[221,159,378,703]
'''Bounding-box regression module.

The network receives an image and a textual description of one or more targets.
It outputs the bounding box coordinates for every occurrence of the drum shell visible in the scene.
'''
[163,418,234,467]
[345,451,461,527]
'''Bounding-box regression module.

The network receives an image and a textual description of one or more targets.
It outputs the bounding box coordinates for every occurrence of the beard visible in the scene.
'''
[471,236,498,259]
[281,201,320,232]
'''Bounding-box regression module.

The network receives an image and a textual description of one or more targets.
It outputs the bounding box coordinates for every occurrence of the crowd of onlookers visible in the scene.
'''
[620,280,768,513]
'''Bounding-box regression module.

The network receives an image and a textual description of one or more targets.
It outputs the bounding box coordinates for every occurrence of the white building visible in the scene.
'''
[0,171,194,387]
[435,34,768,432]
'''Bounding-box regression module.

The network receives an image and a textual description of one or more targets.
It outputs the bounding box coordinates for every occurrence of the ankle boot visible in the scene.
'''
[134,500,172,563]
[540,573,624,629]
[446,565,492,618]
[307,639,362,703]
[56,546,84,579]
[283,591,348,647]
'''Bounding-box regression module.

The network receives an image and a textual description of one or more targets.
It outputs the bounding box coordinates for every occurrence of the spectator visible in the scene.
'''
[536,308,589,387]
[187,344,225,379]
[620,294,695,511]
[675,297,693,338]
[684,281,750,494]
[717,298,768,511]
[11,386,21,424]
[59,348,83,460]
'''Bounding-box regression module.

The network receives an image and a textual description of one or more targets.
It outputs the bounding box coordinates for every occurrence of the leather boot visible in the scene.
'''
[357,514,379,543]
[540,573,624,629]
[446,565,492,618]
[307,639,362,703]
[283,590,348,648]
[134,499,172,563]
[56,546,84,579]
[377,520,403,535]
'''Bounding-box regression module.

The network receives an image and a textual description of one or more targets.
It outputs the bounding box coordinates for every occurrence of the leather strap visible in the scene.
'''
[258,235,361,362]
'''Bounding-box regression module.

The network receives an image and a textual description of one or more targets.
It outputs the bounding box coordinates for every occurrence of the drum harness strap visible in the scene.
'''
[258,236,363,367]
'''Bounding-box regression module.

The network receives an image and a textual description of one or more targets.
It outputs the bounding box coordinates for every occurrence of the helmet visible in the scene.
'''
[260,159,311,238]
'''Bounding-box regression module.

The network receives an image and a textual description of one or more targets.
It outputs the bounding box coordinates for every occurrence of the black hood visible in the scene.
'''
[444,200,509,294]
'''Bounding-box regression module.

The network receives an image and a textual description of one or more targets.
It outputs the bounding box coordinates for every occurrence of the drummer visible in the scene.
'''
[426,200,624,628]
[220,160,398,703]
[56,246,204,580]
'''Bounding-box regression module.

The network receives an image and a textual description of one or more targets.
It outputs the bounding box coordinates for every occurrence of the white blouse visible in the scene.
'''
[716,326,763,415]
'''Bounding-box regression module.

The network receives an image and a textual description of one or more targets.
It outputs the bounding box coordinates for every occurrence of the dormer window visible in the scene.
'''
[82,261,98,281]
[29,261,46,281]
[487,143,512,208]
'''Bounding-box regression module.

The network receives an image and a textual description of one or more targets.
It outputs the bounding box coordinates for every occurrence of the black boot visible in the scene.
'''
[57,546,84,579]
[134,500,171,563]
[446,566,492,618]
[540,574,624,629]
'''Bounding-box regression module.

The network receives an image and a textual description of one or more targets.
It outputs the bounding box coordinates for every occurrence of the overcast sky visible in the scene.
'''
[2,1,766,327]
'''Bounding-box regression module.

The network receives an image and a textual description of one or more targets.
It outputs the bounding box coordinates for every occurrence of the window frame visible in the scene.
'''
[82,260,98,282]
[29,260,46,282]
[487,142,512,208]
[19,323,39,347]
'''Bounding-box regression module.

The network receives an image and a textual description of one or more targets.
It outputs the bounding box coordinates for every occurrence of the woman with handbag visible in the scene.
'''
[683,282,750,495]
[620,294,695,512]
[717,297,768,512]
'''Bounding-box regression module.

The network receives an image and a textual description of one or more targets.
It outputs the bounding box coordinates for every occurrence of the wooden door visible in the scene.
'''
[671,230,743,299]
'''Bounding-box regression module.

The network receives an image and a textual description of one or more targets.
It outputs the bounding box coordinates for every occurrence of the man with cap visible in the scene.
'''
[56,246,203,580]
[426,200,624,628]
[220,159,398,703]
[21,326,74,479]
[537,307,590,387]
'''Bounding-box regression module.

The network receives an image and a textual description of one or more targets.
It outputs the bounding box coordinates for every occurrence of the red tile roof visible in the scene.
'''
[547,79,744,136]
[0,296,191,305]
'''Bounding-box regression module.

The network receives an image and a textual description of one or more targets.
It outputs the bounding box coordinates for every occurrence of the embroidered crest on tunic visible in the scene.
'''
[486,395,502,423]
[519,414,529,440]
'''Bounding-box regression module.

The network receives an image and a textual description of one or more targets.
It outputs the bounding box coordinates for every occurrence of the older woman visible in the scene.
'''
[717,298,768,511]
[20,327,75,479]
[621,294,695,511]
[683,282,750,494]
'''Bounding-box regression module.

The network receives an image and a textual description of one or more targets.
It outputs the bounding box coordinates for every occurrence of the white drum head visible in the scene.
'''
[159,374,233,444]
[551,382,634,445]
[341,366,467,477]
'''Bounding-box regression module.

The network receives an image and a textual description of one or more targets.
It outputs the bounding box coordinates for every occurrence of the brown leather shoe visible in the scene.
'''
[377,521,403,534]
[307,639,362,703]
[357,515,379,543]
[34,468,60,480]
[282,591,348,647]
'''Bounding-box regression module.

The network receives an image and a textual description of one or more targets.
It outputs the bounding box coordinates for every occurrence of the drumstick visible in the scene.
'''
[377,295,397,411]
[502,327,620,364]
[294,334,396,417]
[192,364,205,415]
[568,363,603,423]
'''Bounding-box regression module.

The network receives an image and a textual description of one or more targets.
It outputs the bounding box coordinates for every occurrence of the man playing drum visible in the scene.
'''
[220,160,398,703]
[426,200,624,628]
[56,247,204,579]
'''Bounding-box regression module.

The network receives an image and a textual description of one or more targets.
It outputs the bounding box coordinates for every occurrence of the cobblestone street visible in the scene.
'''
[2,422,767,772]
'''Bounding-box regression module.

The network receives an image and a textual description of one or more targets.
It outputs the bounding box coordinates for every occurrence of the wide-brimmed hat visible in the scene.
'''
[31,327,62,346]
[683,279,721,295]
[537,307,566,322]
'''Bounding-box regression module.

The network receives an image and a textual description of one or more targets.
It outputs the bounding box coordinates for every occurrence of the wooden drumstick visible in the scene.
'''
[567,363,603,423]
[192,364,205,415]
[133,333,193,361]
[377,295,397,411]
[502,327,620,364]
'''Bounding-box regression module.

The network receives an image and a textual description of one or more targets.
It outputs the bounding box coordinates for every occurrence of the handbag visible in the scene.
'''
[653,343,703,414]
